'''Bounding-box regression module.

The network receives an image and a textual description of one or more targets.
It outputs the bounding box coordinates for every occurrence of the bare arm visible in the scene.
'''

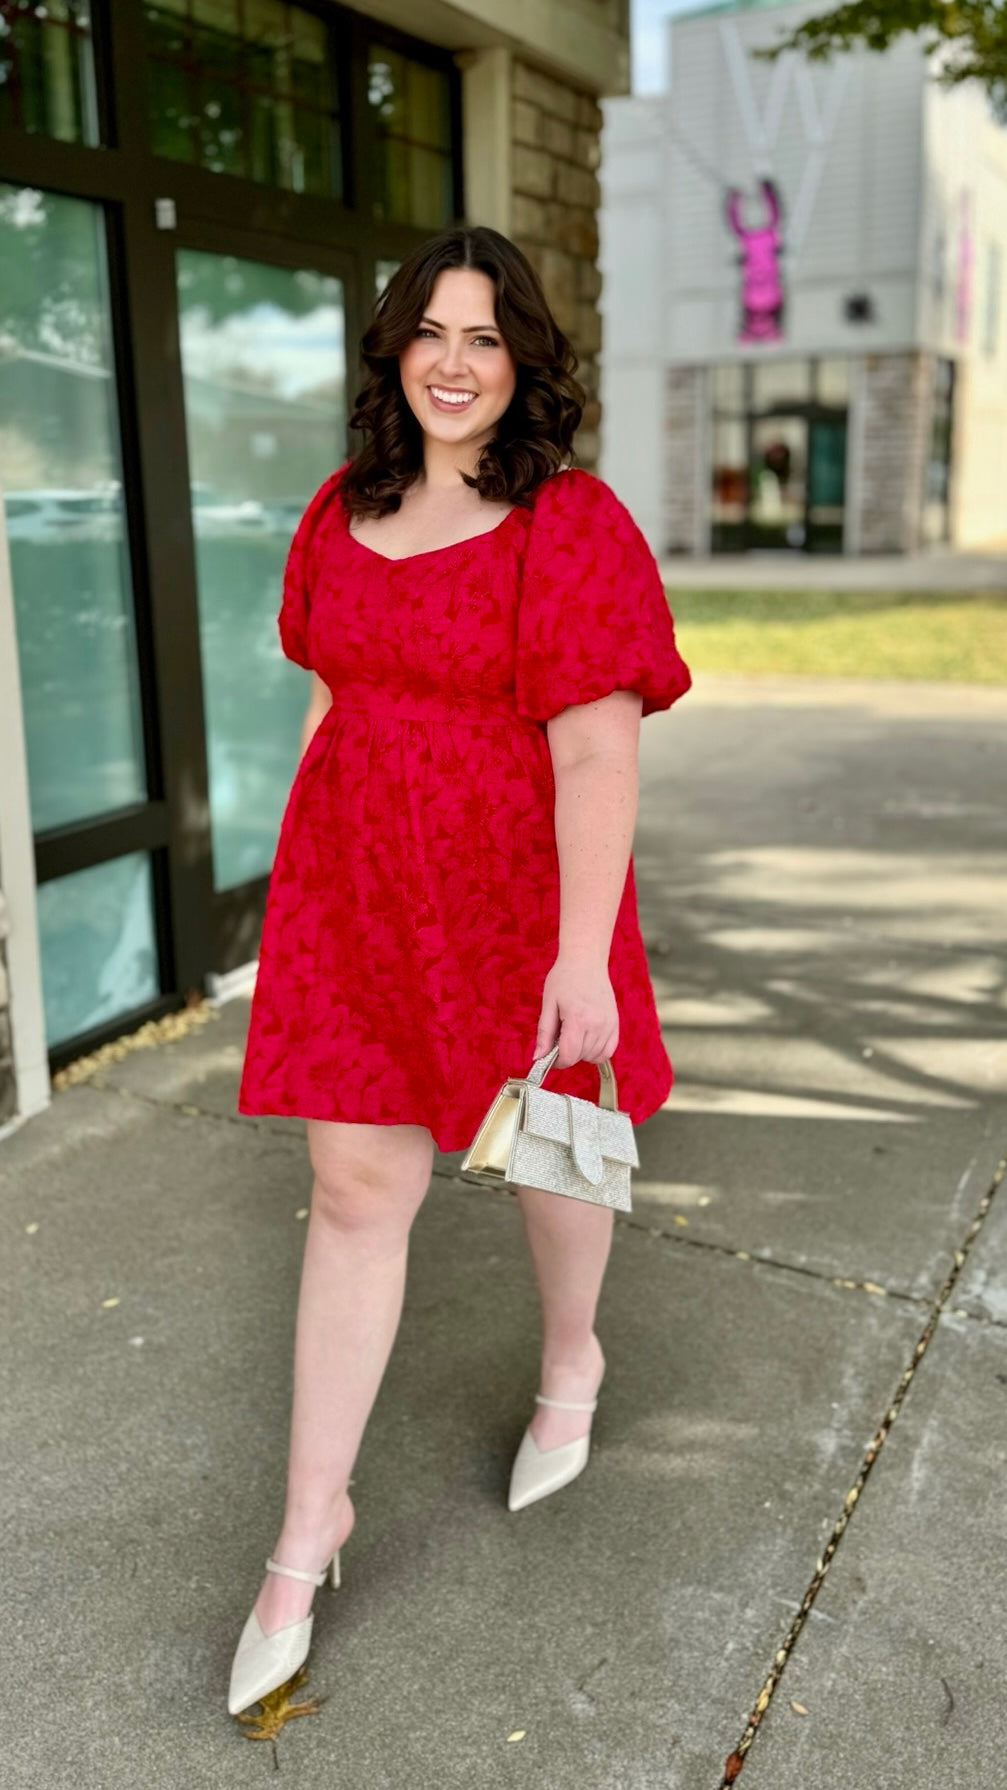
[299,672,332,760]
[533,688,643,1067]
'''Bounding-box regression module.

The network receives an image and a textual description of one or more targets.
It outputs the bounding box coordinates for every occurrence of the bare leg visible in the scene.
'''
[254,1120,434,1636]
[513,1185,612,1449]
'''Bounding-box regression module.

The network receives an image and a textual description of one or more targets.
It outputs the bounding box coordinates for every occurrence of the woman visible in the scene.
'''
[230,224,691,1716]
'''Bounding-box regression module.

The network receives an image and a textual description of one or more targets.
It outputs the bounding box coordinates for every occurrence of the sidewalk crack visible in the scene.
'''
[718,1145,1007,1786]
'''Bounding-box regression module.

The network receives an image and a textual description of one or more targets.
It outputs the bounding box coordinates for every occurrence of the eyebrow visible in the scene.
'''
[420,315,500,333]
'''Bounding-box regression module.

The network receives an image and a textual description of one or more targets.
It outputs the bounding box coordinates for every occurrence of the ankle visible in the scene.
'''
[541,1332,604,1378]
[276,1488,354,1560]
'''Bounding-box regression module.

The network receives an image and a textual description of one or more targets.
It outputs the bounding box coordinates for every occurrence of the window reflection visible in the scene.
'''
[0,184,146,833]
[175,249,346,891]
[144,0,342,197]
[367,44,454,227]
[36,855,159,1047]
[751,360,811,412]
[0,0,98,143]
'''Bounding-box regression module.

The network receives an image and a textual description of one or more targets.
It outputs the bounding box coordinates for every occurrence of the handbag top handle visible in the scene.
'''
[525,1044,619,1112]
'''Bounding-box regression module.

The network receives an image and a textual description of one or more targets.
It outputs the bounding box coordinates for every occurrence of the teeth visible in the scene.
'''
[430,387,476,405]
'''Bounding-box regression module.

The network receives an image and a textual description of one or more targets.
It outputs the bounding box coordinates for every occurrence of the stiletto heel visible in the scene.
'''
[227,1549,345,1716]
[507,1381,604,1513]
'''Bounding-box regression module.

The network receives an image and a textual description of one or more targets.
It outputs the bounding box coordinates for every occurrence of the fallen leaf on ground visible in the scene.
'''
[25,1222,39,1234]
[790,1700,808,1715]
[506,1730,526,1742]
[101,1297,120,1308]
[234,1665,327,1739]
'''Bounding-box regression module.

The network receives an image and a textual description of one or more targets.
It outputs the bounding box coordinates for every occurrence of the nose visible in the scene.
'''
[436,338,472,381]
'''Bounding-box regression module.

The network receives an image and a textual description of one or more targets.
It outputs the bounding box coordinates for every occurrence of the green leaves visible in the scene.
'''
[753,0,1007,122]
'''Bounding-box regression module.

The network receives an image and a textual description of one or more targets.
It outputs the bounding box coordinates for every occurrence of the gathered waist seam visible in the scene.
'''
[325,697,540,730]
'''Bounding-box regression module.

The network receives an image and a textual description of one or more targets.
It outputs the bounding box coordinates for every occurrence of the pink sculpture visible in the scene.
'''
[726,179,784,344]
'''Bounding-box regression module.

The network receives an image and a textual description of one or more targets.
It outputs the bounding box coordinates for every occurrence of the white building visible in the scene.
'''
[599,0,1007,555]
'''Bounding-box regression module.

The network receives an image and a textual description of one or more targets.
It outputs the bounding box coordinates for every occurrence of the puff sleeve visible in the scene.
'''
[515,469,692,722]
[277,461,351,669]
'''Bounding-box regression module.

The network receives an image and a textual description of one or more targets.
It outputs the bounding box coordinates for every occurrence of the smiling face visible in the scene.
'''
[398,267,517,456]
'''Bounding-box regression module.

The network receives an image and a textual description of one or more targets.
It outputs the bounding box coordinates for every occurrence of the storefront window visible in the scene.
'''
[0,185,146,834]
[144,0,342,197]
[0,184,160,1048]
[711,416,748,532]
[0,0,98,143]
[922,357,954,545]
[708,356,849,553]
[751,359,811,412]
[712,365,744,415]
[375,257,400,299]
[816,358,850,406]
[36,855,159,1047]
[367,44,454,227]
[175,248,347,891]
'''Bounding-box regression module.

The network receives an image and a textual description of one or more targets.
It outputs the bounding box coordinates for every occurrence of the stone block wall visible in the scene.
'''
[664,365,707,554]
[509,59,605,469]
[858,352,932,553]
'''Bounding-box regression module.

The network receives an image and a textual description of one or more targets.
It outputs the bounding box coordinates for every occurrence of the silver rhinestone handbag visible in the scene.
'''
[459,1044,639,1212]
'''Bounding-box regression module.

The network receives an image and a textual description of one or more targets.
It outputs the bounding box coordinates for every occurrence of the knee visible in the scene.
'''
[308,1147,431,1242]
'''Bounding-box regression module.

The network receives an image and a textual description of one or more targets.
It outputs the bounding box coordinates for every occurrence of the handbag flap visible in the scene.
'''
[521,1085,640,1179]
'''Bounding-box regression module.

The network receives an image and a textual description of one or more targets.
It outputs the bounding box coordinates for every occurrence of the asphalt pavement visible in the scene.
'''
[3,670,1006,1790]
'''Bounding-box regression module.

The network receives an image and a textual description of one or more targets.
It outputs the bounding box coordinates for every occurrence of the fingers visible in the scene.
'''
[551,1024,619,1070]
[534,988,560,1060]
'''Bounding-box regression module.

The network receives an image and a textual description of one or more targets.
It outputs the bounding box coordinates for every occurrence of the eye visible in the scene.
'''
[474,335,499,348]
[416,327,437,337]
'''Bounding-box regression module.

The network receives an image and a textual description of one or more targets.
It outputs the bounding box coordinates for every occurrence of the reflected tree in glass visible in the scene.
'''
[175,249,346,891]
[0,184,146,835]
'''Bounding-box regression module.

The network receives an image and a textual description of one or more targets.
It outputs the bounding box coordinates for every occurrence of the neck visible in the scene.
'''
[420,433,490,491]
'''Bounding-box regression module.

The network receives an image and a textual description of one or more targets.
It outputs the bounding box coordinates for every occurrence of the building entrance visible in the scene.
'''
[748,412,847,551]
[0,1,462,1073]
[710,359,849,554]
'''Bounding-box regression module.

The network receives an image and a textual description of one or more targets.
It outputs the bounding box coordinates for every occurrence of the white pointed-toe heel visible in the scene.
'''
[507,1391,601,1513]
[227,1549,342,1716]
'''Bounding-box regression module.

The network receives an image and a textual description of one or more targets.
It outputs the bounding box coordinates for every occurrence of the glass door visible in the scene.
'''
[174,247,348,898]
[0,184,164,1050]
[748,415,808,550]
[807,416,847,552]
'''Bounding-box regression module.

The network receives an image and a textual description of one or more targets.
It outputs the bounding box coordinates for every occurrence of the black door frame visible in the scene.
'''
[0,0,464,1070]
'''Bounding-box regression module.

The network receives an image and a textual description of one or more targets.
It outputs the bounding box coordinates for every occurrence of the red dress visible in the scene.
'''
[237,462,692,1151]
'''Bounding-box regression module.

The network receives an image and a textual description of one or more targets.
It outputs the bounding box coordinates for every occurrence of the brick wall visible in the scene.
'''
[664,365,707,554]
[859,352,932,553]
[509,59,604,469]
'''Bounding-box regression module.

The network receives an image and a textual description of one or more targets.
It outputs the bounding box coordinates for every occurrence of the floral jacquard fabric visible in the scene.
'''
[237,461,692,1151]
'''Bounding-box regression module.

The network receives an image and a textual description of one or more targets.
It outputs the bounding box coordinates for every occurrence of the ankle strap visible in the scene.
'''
[265,1556,328,1586]
[534,1394,598,1412]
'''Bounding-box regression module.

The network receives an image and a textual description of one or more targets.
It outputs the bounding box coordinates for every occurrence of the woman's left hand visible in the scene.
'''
[534,953,619,1069]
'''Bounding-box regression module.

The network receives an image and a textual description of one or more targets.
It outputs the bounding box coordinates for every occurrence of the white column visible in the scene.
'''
[0,478,51,1132]
[456,45,513,234]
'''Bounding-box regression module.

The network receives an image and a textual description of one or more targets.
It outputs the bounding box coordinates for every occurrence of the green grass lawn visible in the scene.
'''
[667,589,1007,684]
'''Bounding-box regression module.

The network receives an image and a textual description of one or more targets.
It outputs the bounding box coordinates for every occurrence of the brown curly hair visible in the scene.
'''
[340,225,586,519]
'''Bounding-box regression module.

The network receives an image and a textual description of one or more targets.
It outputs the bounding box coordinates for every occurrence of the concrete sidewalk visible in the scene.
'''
[3,671,1006,1790]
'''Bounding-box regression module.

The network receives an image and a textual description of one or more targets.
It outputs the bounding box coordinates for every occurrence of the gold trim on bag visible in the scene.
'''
[460,1047,637,1212]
